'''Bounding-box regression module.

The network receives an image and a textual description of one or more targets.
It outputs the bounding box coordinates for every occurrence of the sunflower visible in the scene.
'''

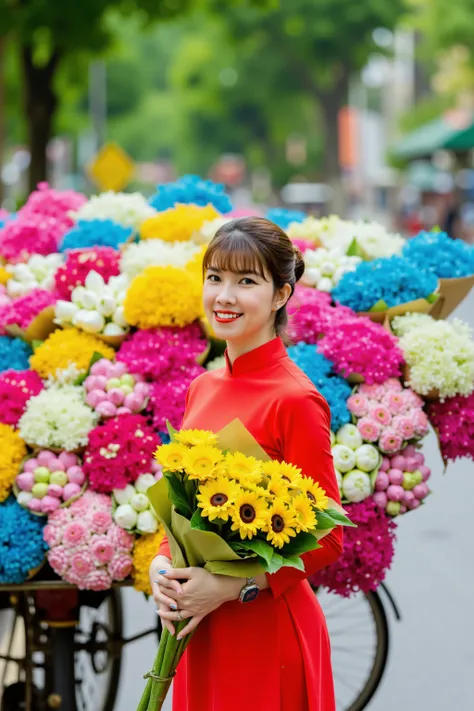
[225,452,263,484]
[292,494,318,533]
[154,442,188,472]
[230,491,268,540]
[174,429,218,448]
[265,500,298,549]
[299,476,329,510]
[264,475,292,502]
[197,477,241,522]
[183,444,223,481]
[262,460,303,488]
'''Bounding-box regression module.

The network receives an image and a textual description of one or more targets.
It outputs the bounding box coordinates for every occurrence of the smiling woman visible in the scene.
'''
[150,216,343,711]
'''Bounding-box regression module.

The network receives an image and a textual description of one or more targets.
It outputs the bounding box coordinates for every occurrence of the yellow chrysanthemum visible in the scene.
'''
[0,424,27,502]
[185,245,207,280]
[174,429,218,448]
[225,452,263,484]
[155,443,189,472]
[197,476,241,522]
[261,460,303,488]
[0,266,11,285]
[124,265,201,329]
[299,477,329,510]
[183,444,223,481]
[292,494,318,533]
[140,204,220,243]
[30,328,114,378]
[132,529,165,595]
[230,491,268,540]
[265,500,298,548]
[264,475,292,502]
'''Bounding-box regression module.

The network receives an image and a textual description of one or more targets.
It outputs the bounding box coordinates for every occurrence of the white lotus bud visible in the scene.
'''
[102,322,125,336]
[355,444,380,473]
[332,444,356,473]
[80,289,100,310]
[71,286,88,307]
[135,473,157,493]
[342,469,372,503]
[336,424,363,450]
[17,491,34,506]
[113,484,136,505]
[72,309,105,334]
[137,510,158,534]
[302,267,321,287]
[113,504,138,530]
[7,280,24,297]
[317,277,334,292]
[14,264,33,281]
[320,261,335,277]
[85,270,106,294]
[109,274,129,295]
[98,295,116,317]
[112,306,128,328]
[55,300,79,323]
[130,492,150,512]
[42,275,55,291]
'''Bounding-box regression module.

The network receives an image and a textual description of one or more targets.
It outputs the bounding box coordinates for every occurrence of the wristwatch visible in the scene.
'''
[238,577,260,603]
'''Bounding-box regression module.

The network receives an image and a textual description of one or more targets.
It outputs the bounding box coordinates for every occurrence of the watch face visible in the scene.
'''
[242,585,259,603]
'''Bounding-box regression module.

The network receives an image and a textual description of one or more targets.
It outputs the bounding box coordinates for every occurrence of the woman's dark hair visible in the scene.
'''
[203,216,305,344]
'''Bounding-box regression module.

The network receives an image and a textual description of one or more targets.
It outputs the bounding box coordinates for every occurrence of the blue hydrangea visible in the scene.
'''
[265,208,306,229]
[59,219,134,252]
[288,343,352,431]
[159,432,171,445]
[0,496,48,584]
[0,336,32,373]
[403,230,474,279]
[332,255,438,312]
[0,212,16,229]
[149,175,232,213]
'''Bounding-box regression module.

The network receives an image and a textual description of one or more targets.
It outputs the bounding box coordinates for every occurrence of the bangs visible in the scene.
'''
[203,228,268,279]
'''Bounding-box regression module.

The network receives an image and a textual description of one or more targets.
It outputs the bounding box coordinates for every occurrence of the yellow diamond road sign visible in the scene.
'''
[88,143,135,192]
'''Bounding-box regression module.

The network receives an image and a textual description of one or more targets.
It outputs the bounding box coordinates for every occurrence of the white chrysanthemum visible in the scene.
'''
[193,217,231,245]
[6,253,63,297]
[287,216,324,244]
[394,314,474,400]
[303,246,361,291]
[206,356,226,371]
[391,312,433,338]
[120,239,201,279]
[353,222,405,259]
[71,191,156,230]
[19,384,98,450]
[45,363,83,387]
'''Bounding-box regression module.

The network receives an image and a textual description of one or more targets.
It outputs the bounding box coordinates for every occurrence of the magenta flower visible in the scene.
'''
[0,369,43,426]
[54,247,121,299]
[146,363,205,433]
[427,393,474,461]
[0,289,57,330]
[287,285,354,343]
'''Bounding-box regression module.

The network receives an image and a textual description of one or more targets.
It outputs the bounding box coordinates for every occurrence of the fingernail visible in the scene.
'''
[177,635,182,641]
[158,569,167,574]
[170,603,177,610]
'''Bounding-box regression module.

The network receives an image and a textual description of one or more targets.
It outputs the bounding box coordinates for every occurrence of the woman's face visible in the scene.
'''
[203,265,287,345]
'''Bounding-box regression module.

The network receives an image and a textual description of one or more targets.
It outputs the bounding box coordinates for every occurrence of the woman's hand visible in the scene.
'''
[155,567,244,638]
[149,556,184,636]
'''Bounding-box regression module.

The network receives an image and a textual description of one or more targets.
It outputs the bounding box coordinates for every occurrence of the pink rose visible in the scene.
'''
[347,394,370,417]
[109,554,133,581]
[83,569,113,592]
[90,509,112,534]
[370,405,391,426]
[383,378,403,393]
[63,521,89,547]
[91,536,115,564]
[357,417,381,443]
[392,416,415,440]
[108,525,134,552]
[411,410,429,437]
[70,551,94,577]
[402,390,424,410]
[43,523,63,548]
[382,392,405,414]
[48,546,69,576]
[379,428,404,454]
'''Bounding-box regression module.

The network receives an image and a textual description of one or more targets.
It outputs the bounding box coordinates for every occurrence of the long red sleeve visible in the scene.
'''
[266,389,343,598]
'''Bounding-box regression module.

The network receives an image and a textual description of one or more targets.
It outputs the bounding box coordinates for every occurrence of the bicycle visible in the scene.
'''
[0,570,400,711]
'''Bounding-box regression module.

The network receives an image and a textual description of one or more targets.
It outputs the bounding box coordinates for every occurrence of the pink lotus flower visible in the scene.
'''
[378,429,404,454]
[392,416,415,440]
[347,393,370,417]
[357,417,382,442]
[370,405,391,426]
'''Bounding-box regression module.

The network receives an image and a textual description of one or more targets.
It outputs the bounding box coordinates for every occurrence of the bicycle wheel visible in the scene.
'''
[74,588,123,711]
[314,586,389,711]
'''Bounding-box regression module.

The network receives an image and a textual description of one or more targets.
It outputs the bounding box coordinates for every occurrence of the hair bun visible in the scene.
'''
[293,245,305,282]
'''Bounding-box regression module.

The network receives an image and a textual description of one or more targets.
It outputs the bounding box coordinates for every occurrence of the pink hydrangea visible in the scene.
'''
[311,497,397,597]
[291,238,313,254]
[83,414,160,492]
[0,287,11,335]
[20,183,86,225]
[0,216,63,262]
[54,247,121,299]
[318,317,404,384]
[0,288,57,330]
[45,490,134,590]
[146,364,205,433]
[287,285,354,343]
[427,393,474,461]
[0,369,43,426]
[117,323,208,380]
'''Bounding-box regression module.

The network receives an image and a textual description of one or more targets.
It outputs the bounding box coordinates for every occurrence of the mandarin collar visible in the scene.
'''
[224,337,287,376]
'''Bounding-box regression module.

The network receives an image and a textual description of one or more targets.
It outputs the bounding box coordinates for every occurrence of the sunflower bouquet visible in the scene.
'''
[137,419,353,711]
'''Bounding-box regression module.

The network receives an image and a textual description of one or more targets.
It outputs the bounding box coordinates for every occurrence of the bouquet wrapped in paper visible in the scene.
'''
[136,419,354,711]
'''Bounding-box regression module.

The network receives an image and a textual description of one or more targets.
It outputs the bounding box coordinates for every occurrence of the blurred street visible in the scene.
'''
[116,292,474,711]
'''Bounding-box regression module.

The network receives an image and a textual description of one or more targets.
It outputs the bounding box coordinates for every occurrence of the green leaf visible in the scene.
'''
[32,339,43,351]
[74,373,88,386]
[346,237,363,257]
[281,554,305,572]
[239,538,275,569]
[164,472,192,517]
[369,299,388,313]
[426,291,440,304]
[266,551,284,575]
[314,510,336,529]
[166,420,179,441]
[190,508,213,531]
[325,508,357,527]
[280,532,321,557]
[89,351,104,370]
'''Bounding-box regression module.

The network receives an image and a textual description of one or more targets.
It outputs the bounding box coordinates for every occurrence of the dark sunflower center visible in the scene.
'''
[306,491,316,503]
[210,493,228,507]
[240,504,256,523]
[282,475,291,483]
[271,514,285,533]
